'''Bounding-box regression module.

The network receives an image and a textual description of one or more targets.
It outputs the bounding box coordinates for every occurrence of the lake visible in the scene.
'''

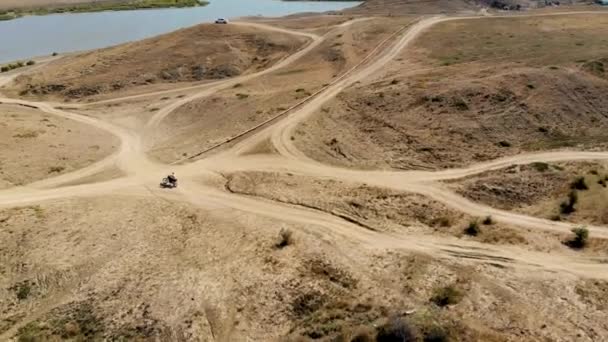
[0,0,361,64]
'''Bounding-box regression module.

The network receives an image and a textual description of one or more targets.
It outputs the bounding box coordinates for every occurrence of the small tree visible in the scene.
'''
[566,227,589,249]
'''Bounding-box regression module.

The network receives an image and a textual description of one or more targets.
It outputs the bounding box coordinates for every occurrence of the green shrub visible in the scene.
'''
[571,176,588,190]
[431,285,463,307]
[0,66,8,72]
[464,221,480,236]
[26,60,35,66]
[566,227,589,249]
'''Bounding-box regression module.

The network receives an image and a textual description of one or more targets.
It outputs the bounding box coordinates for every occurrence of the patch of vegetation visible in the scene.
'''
[376,317,418,342]
[16,301,104,341]
[291,290,327,317]
[565,227,589,249]
[10,281,32,300]
[48,166,66,174]
[276,228,293,248]
[559,190,578,215]
[26,60,35,66]
[5,0,208,19]
[232,83,242,88]
[571,176,588,190]
[482,215,493,225]
[530,162,549,172]
[431,216,451,228]
[1,61,26,73]
[13,131,39,138]
[451,98,469,111]
[308,258,357,289]
[295,88,306,93]
[497,141,511,148]
[236,93,249,99]
[430,285,463,307]
[463,220,480,236]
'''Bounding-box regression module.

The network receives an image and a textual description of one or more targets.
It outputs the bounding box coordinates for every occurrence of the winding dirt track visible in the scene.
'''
[0,12,607,283]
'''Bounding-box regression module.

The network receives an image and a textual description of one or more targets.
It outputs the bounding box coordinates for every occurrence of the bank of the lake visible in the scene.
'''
[0,0,361,64]
[0,0,209,21]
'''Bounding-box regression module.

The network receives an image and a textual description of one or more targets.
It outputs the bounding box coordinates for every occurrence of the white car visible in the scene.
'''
[215,18,228,24]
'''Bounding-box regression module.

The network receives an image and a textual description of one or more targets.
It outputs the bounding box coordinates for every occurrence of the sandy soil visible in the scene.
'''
[450,161,608,226]
[1,9,608,342]
[1,194,607,341]
[293,13,608,170]
[148,17,414,163]
[0,104,118,189]
[4,23,309,101]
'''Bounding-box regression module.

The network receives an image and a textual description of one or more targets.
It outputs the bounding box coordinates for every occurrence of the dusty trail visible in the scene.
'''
[70,21,326,107]
[143,18,370,142]
[0,11,607,284]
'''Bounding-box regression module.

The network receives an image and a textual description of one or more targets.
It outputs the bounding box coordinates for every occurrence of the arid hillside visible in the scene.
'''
[4,23,309,101]
[294,13,608,170]
[0,103,118,189]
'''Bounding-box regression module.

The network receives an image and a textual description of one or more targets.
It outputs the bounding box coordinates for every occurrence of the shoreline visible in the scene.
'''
[0,0,210,21]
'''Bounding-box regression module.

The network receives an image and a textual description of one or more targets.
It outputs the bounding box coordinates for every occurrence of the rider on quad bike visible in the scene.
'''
[167,172,177,185]
[161,172,178,188]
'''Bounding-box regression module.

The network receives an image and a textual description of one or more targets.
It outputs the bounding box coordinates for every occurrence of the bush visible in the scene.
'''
[52,52,58,56]
[11,281,31,300]
[26,60,35,66]
[566,227,589,249]
[497,141,511,148]
[599,179,606,188]
[0,66,8,72]
[560,190,578,215]
[376,317,418,342]
[482,215,493,225]
[431,285,463,307]
[276,228,293,248]
[464,221,480,236]
[571,176,588,190]
[48,166,65,174]
[530,162,549,172]
[423,326,449,342]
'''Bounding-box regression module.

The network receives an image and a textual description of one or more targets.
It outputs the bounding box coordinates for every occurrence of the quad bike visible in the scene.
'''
[160,177,178,189]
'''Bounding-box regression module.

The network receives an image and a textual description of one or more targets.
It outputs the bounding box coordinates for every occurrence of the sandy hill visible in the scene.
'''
[6,23,309,100]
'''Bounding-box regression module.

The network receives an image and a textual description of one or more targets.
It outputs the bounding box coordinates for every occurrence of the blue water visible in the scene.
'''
[0,0,360,63]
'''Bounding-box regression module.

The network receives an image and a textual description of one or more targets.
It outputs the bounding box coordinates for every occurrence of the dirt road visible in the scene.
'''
[0,12,606,284]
